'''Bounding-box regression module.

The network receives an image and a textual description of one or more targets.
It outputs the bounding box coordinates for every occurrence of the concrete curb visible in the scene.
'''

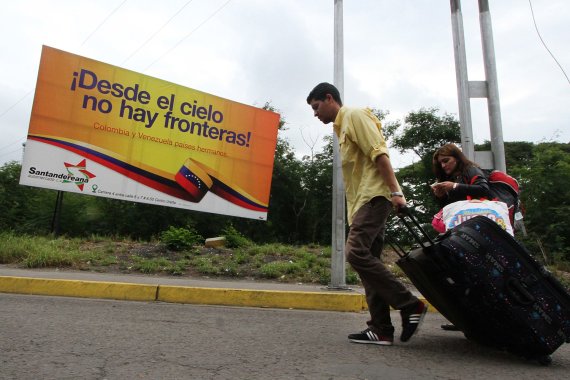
[157,285,365,312]
[0,275,436,313]
[0,276,157,302]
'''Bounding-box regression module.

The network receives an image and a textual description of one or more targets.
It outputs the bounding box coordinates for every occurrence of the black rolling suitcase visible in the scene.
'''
[391,209,570,365]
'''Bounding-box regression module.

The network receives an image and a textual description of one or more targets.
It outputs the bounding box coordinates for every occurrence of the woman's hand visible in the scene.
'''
[431,181,455,198]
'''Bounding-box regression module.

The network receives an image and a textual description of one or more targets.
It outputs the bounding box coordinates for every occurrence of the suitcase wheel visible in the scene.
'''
[537,355,552,366]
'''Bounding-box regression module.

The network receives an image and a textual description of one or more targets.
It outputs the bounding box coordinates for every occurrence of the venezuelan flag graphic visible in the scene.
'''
[175,158,268,212]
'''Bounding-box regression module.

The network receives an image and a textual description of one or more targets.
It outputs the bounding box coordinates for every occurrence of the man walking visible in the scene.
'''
[306,82,427,345]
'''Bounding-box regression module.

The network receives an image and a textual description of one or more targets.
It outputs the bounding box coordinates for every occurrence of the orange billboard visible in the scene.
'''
[20,46,280,220]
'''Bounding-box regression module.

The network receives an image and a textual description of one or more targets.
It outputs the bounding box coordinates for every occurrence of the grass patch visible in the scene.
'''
[0,232,83,268]
[191,256,221,276]
[259,261,300,279]
[0,231,418,286]
[132,257,171,274]
[2,231,568,293]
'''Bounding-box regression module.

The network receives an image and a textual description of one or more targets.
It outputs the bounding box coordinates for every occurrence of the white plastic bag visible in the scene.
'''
[442,199,514,236]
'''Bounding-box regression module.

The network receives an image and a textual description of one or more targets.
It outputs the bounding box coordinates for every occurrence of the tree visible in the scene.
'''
[265,136,305,242]
[389,108,461,216]
[473,141,570,257]
[253,103,308,243]
[300,135,333,243]
[475,141,535,170]
[391,107,460,158]
[0,161,55,234]
[516,143,570,258]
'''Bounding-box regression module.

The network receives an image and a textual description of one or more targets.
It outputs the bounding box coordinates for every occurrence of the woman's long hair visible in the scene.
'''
[432,143,479,181]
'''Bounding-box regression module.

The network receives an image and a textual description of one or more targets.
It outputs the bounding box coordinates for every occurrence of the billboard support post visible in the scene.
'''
[50,191,64,236]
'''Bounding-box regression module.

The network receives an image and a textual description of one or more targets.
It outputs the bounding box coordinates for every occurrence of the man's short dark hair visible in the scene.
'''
[306,82,343,106]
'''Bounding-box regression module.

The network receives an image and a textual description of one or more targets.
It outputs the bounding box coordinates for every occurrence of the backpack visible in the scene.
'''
[482,169,522,224]
[484,169,520,198]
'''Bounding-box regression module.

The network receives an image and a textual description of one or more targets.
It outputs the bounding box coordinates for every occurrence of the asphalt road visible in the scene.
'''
[1,293,569,380]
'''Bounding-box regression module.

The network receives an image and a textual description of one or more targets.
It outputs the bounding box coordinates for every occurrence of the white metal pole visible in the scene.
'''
[329,0,347,289]
[479,0,506,172]
[450,0,475,160]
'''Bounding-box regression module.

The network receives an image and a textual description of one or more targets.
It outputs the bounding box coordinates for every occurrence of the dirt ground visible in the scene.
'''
[71,240,408,286]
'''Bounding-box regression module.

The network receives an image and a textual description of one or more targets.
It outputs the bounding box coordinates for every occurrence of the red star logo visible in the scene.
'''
[63,159,96,191]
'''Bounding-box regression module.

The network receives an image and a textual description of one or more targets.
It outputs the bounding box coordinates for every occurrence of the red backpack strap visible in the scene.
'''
[467,174,497,202]
[488,170,520,195]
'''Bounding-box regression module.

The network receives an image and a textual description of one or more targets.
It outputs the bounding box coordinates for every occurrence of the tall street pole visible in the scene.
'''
[479,0,506,172]
[329,0,347,289]
[450,0,506,170]
[450,0,475,160]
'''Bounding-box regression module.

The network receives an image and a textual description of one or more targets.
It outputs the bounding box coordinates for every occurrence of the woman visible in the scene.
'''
[431,143,495,331]
[431,143,492,208]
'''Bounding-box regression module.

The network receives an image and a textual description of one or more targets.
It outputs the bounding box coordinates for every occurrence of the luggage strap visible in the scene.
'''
[396,206,435,248]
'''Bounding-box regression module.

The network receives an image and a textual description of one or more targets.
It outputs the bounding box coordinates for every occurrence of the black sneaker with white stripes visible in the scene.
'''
[400,300,428,342]
[348,328,394,346]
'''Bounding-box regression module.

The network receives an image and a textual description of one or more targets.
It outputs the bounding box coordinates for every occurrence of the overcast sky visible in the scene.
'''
[1,0,568,168]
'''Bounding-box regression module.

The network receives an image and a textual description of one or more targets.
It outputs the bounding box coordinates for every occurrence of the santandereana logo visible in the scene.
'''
[28,159,96,191]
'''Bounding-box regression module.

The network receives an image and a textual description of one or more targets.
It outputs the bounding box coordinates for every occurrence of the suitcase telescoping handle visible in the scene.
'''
[387,237,408,258]
[396,206,435,248]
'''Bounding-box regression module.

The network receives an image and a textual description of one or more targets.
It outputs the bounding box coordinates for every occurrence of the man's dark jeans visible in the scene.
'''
[346,196,418,335]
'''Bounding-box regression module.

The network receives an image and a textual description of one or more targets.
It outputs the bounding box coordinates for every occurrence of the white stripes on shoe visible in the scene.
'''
[407,313,423,324]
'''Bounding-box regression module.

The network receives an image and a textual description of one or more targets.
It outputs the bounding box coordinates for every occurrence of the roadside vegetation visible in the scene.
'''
[1,227,568,289]
[0,228,365,286]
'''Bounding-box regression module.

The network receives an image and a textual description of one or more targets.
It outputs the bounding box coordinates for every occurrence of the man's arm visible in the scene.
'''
[376,154,407,209]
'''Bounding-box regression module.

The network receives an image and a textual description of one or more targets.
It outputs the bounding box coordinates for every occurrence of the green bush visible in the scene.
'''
[345,268,359,285]
[222,225,253,248]
[160,226,203,251]
[231,250,250,265]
